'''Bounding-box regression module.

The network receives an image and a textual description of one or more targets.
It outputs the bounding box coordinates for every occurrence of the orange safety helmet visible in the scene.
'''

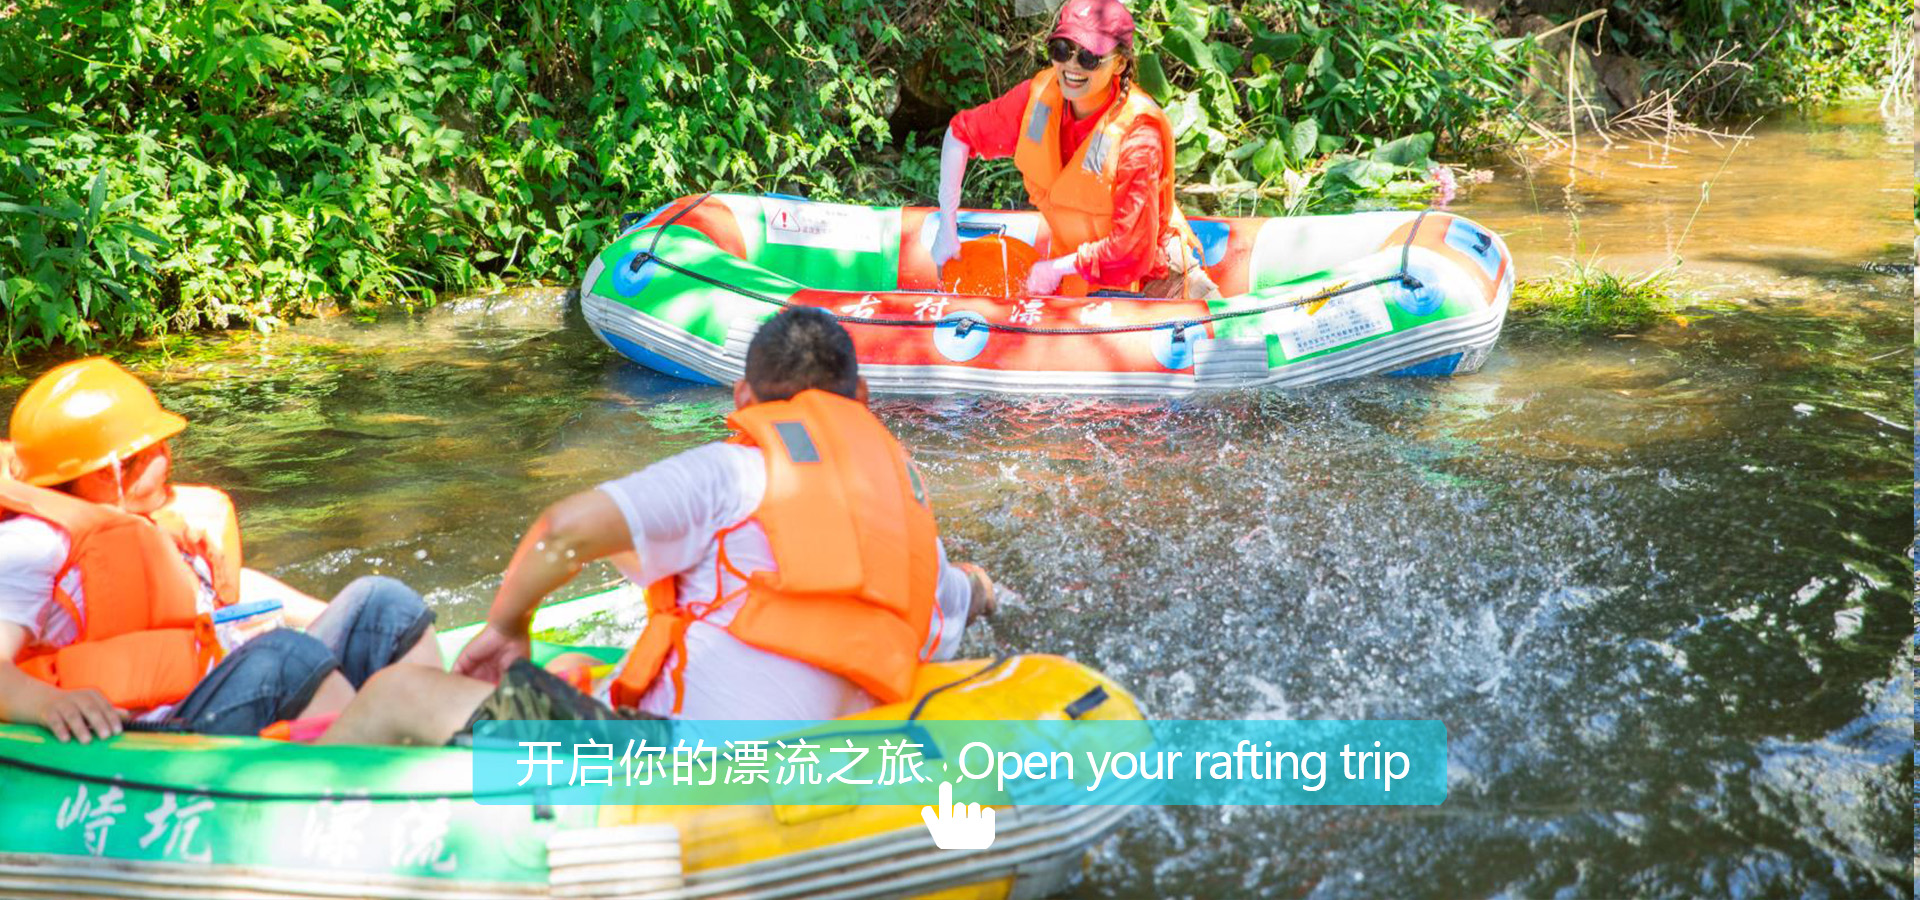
[8,358,187,487]
[939,234,1041,299]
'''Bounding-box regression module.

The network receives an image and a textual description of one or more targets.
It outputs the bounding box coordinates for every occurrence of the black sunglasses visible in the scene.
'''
[1047,38,1108,71]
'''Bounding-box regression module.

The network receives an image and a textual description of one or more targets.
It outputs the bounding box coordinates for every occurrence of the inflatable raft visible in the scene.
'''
[582,193,1513,395]
[0,585,1146,899]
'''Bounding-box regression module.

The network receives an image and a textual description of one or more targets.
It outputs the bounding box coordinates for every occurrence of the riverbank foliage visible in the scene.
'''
[2,0,956,352]
[0,0,1904,352]
[1593,0,1913,118]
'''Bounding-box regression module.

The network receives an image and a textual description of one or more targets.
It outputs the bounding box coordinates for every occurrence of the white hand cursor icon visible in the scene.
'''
[920,780,995,850]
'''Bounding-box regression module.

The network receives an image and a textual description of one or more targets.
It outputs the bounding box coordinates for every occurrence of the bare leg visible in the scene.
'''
[398,623,445,670]
[295,670,356,720]
[318,666,492,746]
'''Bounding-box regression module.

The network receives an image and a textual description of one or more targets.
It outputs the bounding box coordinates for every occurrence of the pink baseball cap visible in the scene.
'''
[1049,0,1135,57]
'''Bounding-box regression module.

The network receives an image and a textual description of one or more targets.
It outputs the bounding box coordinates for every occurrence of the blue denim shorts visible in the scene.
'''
[165,576,436,735]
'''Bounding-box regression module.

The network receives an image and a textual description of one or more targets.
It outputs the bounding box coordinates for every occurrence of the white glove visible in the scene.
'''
[932,225,961,271]
[931,127,970,270]
[1025,255,1078,295]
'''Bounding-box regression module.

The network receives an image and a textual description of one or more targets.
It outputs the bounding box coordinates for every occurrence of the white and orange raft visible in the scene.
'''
[582,193,1513,395]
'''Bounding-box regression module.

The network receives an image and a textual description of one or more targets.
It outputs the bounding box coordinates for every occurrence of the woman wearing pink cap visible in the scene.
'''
[931,0,1220,300]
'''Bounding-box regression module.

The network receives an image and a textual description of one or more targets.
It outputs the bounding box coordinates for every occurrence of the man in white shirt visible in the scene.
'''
[324,308,995,744]
[460,305,993,713]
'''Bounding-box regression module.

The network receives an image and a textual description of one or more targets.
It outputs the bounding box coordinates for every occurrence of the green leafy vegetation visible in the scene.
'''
[0,0,989,352]
[1509,258,1690,334]
[1,0,1904,353]
[1599,0,1913,117]
[1127,0,1528,215]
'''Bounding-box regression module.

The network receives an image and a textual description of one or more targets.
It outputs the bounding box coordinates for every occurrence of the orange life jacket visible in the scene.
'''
[611,390,941,714]
[1012,68,1199,295]
[2,482,237,711]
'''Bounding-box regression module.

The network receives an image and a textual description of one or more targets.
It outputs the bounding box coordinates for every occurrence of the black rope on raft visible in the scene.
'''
[1399,208,1431,291]
[630,191,715,273]
[619,194,1433,338]
[907,656,1012,722]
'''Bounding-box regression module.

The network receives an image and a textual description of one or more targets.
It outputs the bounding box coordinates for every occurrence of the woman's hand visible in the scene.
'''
[934,127,971,273]
[931,224,962,270]
[1025,255,1077,295]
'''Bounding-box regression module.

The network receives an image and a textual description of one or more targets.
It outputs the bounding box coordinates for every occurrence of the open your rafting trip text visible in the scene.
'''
[956,739,1414,794]
[471,719,1449,806]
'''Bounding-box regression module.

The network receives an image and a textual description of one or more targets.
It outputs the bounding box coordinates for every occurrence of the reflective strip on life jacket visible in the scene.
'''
[610,390,940,714]
[1012,68,1198,295]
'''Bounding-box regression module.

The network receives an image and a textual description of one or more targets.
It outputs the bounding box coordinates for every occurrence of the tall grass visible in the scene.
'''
[1509,259,1689,334]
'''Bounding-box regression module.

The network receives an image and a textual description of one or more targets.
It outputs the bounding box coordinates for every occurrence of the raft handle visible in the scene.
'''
[1064,685,1109,720]
[955,221,1007,241]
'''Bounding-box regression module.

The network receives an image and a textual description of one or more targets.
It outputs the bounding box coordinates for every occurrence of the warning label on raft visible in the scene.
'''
[764,199,885,254]
[1273,288,1394,359]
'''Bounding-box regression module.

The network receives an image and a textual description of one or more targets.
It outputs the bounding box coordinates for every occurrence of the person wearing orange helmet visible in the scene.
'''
[930,0,1222,301]
[0,358,444,742]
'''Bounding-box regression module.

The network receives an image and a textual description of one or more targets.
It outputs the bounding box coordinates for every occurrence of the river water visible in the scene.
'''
[1,105,1911,898]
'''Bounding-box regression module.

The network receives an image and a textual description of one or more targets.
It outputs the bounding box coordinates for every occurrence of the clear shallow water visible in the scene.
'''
[1459,104,1912,289]
[1,106,1910,898]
